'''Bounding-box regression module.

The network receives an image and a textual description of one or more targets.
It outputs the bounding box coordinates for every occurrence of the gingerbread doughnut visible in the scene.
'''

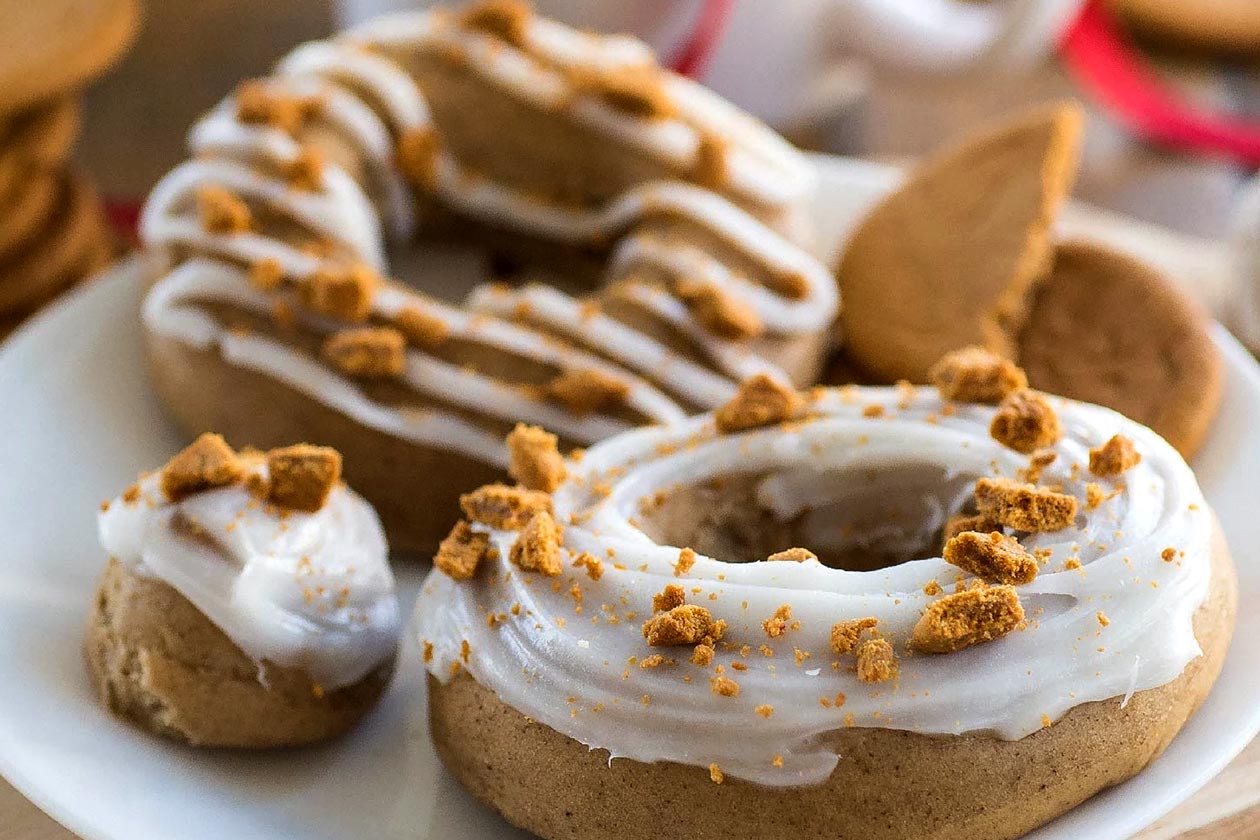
[138,1,837,552]
[417,366,1236,840]
[87,435,400,747]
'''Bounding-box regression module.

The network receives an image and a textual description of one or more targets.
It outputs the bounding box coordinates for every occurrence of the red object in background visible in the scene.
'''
[668,0,735,79]
[1061,0,1260,167]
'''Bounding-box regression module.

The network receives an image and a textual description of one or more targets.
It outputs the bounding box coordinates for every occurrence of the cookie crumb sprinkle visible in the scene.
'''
[196,185,251,234]
[509,510,563,576]
[929,346,1027,403]
[912,585,1024,654]
[642,604,726,647]
[715,374,803,434]
[755,704,774,718]
[160,433,245,501]
[974,477,1078,532]
[322,326,406,378]
[458,0,531,47]
[395,304,450,350]
[1089,434,1141,477]
[675,279,764,340]
[460,483,553,529]
[265,444,342,512]
[305,264,378,322]
[709,763,724,784]
[856,638,899,683]
[434,521,489,580]
[943,530,1039,585]
[943,513,1000,543]
[396,127,441,189]
[990,389,1062,453]
[768,546,816,563]
[829,617,878,655]
[762,604,793,638]
[535,368,630,417]
[652,583,686,613]
[711,675,740,697]
[674,547,697,577]
[506,424,567,492]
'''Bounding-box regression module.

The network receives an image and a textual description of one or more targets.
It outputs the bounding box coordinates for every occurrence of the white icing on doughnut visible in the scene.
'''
[144,259,686,459]
[416,385,1213,786]
[99,470,399,689]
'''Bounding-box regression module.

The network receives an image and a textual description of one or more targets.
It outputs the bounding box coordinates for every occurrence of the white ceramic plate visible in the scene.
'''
[1,158,1259,840]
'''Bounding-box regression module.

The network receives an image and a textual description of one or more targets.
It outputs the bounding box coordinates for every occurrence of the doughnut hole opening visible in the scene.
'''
[636,463,982,571]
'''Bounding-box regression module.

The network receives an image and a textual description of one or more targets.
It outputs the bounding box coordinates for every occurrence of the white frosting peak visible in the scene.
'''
[99,471,400,689]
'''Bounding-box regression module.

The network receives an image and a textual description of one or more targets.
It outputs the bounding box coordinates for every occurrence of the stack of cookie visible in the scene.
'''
[0,0,139,339]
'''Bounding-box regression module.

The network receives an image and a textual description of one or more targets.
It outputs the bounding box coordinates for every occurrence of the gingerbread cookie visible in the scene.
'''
[1019,240,1222,458]
[1111,0,1260,55]
[836,103,1083,383]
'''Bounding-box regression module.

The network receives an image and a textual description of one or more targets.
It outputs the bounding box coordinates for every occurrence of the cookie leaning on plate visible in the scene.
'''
[416,368,1236,840]
[86,435,400,747]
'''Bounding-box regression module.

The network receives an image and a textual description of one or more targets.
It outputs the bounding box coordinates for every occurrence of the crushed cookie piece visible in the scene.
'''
[675,279,763,340]
[929,346,1027,404]
[1020,449,1058,484]
[265,444,341,512]
[709,763,724,784]
[642,604,726,647]
[458,0,531,47]
[639,654,668,669]
[691,643,714,666]
[535,368,629,417]
[1089,434,1141,477]
[1161,547,1176,563]
[284,146,325,190]
[912,584,1025,654]
[1097,610,1110,627]
[196,185,251,234]
[715,374,803,434]
[573,552,603,580]
[434,520,489,580]
[856,638,899,683]
[674,547,697,577]
[395,304,450,350]
[974,477,1078,532]
[460,483,553,529]
[306,264,378,323]
[396,126,440,189]
[692,133,728,189]
[711,675,740,697]
[509,510,563,576]
[652,583,686,613]
[235,80,317,132]
[829,617,878,655]
[322,326,406,378]
[160,433,245,501]
[755,704,774,719]
[943,513,1001,543]
[1085,483,1106,510]
[248,257,285,292]
[923,580,943,596]
[762,604,792,638]
[990,389,1063,453]
[943,531,1039,585]
[571,63,675,120]
[506,424,566,492]
[767,546,816,563]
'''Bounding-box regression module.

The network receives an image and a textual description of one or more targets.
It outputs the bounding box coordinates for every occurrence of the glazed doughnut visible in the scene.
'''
[138,0,836,552]
[417,359,1236,840]
[86,435,399,747]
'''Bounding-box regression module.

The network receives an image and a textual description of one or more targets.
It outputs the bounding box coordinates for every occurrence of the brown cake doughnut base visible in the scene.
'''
[428,524,1235,840]
[1019,240,1222,459]
[85,557,394,748]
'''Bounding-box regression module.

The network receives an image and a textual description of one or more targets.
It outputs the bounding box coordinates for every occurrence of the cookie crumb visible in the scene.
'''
[322,326,406,378]
[396,127,441,189]
[306,264,377,322]
[943,531,1038,585]
[573,552,603,580]
[235,80,315,133]
[1097,610,1110,627]
[460,483,553,530]
[434,520,489,580]
[755,704,774,718]
[990,389,1062,454]
[1085,483,1106,509]
[929,347,1027,403]
[160,433,245,501]
[536,368,630,417]
[572,63,675,120]
[675,279,764,340]
[1089,434,1141,477]
[856,638,899,683]
[912,585,1025,654]
[284,146,325,190]
[830,617,878,655]
[507,424,567,492]
[711,675,740,697]
[458,0,531,46]
[691,643,714,666]
[395,304,450,350]
[265,444,342,512]
[943,513,1000,543]
[196,185,251,234]
[1020,449,1058,484]
[1161,547,1177,563]
[652,583,686,613]
[974,477,1078,532]
[715,374,803,434]
[509,510,563,576]
[709,763,724,784]
[762,604,792,638]
[692,133,728,190]
[248,257,285,292]
[674,547,697,577]
[768,547,816,563]
[642,604,726,646]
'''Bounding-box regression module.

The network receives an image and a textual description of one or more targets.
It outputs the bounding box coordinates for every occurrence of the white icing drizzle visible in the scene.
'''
[144,259,685,458]
[99,471,399,689]
[416,385,1213,786]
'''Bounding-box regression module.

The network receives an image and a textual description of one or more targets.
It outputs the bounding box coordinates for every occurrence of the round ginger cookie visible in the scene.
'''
[1110,0,1260,55]
[0,97,81,201]
[85,557,395,748]
[836,103,1083,383]
[1019,240,1222,458]
[428,528,1235,840]
[0,0,138,114]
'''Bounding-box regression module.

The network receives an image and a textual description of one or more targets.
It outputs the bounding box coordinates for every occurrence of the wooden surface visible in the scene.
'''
[3,0,1260,837]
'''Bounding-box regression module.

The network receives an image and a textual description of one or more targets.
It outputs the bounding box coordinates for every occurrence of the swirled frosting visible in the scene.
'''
[416,384,1214,786]
[99,470,400,689]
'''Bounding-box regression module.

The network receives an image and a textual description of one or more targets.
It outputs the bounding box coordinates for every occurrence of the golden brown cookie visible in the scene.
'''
[0,97,81,201]
[1019,240,1222,458]
[429,526,1234,840]
[0,172,60,261]
[85,557,394,748]
[0,171,109,315]
[1111,0,1260,55]
[836,103,1083,383]
[0,0,138,114]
